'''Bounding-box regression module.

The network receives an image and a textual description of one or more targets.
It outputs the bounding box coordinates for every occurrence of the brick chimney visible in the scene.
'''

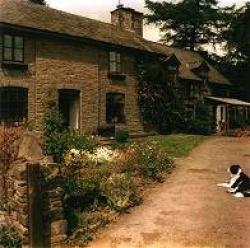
[111,5,144,37]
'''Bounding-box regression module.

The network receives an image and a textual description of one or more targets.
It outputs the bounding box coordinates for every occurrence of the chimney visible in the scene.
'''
[111,5,144,37]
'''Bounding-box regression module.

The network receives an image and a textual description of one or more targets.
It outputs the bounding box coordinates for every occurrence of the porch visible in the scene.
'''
[206,96,250,132]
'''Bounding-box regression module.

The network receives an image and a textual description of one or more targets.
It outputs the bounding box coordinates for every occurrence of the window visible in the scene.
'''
[109,51,121,73]
[0,34,24,62]
[0,87,28,125]
[106,93,125,124]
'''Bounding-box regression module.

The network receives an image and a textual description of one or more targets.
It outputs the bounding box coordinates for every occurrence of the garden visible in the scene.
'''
[42,108,207,246]
[0,109,207,247]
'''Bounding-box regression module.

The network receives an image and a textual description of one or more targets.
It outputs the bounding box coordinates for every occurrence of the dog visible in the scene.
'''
[217,165,250,198]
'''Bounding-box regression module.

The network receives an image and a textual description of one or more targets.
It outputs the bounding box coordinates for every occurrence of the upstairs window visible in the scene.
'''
[1,34,24,62]
[109,51,121,74]
[106,93,126,124]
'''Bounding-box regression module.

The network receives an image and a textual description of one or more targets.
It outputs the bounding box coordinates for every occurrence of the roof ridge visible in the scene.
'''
[7,0,113,27]
[1,0,147,43]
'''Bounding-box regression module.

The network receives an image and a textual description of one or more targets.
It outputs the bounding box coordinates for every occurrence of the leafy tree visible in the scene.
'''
[29,0,47,5]
[145,0,233,51]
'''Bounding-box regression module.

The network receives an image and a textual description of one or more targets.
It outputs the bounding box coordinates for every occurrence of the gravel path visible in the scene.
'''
[88,137,250,248]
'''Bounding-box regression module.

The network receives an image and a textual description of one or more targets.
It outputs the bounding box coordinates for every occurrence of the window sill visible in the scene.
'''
[108,72,126,80]
[1,61,28,70]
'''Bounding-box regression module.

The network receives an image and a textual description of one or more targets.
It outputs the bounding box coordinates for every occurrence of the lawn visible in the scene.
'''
[138,134,208,158]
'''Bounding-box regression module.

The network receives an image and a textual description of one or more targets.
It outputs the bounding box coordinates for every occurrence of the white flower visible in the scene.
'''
[70,149,80,156]
[66,146,123,165]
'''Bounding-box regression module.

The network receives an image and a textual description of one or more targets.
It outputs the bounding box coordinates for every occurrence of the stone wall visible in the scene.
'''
[0,147,67,247]
[0,161,67,247]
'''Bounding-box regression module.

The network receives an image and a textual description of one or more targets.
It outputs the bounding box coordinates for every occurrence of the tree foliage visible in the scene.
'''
[137,57,186,133]
[225,2,250,63]
[29,0,47,5]
[186,100,214,134]
[145,0,233,51]
[207,3,250,101]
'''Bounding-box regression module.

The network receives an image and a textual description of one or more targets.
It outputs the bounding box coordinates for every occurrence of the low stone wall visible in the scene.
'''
[6,159,29,243]
[0,160,67,247]
[0,133,68,247]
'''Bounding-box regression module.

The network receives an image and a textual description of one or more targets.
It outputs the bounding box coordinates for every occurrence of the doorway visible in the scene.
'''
[58,89,80,129]
[216,105,227,132]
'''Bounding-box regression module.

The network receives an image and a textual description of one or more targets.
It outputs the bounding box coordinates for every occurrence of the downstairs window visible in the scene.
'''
[0,87,28,125]
[106,93,125,124]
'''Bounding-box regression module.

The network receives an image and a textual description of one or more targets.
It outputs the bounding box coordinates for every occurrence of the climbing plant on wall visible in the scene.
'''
[137,56,186,134]
[0,127,23,210]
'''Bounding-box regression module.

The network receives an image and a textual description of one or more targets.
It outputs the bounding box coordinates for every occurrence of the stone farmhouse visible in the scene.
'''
[1,0,249,135]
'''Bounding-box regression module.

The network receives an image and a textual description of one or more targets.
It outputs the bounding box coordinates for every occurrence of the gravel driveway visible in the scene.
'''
[88,137,250,248]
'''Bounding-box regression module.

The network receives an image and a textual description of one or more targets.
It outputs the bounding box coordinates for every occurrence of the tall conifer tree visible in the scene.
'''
[145,0,231,51]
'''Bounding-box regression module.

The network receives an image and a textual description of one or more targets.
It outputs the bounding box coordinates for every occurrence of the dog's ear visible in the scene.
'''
[230,165,241,175]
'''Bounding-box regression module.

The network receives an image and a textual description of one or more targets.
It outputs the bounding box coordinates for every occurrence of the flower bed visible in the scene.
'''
[56,143,173,246]
[221,128,250,137]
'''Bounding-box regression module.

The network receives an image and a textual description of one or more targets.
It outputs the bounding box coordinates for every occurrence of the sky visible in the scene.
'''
[46,0,248,42]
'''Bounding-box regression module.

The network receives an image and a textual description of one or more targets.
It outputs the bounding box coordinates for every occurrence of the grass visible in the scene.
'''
[139,134,208,158]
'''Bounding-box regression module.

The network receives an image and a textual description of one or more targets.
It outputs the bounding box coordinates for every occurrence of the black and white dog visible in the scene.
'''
[217,165,250,198]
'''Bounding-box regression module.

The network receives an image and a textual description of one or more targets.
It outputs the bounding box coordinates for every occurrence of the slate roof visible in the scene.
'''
[0,0,230,85]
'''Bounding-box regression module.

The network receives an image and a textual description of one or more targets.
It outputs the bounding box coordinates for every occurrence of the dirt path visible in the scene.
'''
[88,137,250,248]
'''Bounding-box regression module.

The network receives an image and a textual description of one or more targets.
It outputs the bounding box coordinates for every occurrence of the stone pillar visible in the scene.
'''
[43,187,67,245]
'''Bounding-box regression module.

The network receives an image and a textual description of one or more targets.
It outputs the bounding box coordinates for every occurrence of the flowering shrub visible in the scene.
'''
[62,166,111,233]
[0,127,23,166]
[64,147,121,167]
[136,144,173,181]
[109,144,173,181]
[101,173,142,212]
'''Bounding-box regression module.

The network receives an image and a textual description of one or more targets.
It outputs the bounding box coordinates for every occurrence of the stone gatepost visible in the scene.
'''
[0,132,68,247]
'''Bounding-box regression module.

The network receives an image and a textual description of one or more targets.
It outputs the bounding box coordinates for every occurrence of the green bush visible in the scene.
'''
[0,225,22,248]
[108,144,173,181]
[63,175,103,211]
[62,166,111,233]
[43,107,65,135]
[135,145,173,181]
[101,173,142,212]
[43,108,96,162]
[115,129,129,144]
[187,101,214,135]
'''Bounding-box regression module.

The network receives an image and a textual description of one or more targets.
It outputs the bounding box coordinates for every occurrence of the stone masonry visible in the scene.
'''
[0,32,144,136]
[0,134,67,247]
